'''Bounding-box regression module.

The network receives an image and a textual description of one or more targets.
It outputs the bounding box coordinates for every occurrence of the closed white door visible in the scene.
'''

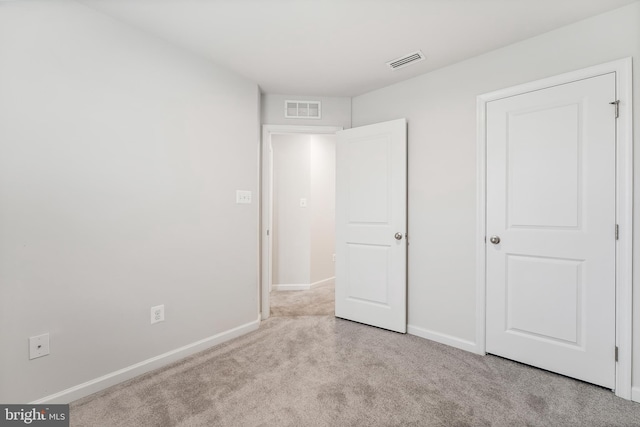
[486,73,616,388]
[335,119,407,333]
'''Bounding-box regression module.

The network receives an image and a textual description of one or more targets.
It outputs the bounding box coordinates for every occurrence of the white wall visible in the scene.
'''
[310,135,336,284]
[262,94,351,129]
[271,134,311,285]
[0,0,260,403]
[352,0,640,383]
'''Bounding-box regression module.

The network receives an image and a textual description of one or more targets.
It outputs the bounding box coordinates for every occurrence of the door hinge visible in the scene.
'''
[615,224,619,240]
[615,346,619,362]
[267,229,270,236]
[610,100,620,119]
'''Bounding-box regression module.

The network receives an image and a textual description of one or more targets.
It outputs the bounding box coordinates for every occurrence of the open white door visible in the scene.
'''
[335,119,407,333]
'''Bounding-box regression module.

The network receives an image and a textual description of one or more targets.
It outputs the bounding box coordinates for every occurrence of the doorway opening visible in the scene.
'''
[261,125,342,320]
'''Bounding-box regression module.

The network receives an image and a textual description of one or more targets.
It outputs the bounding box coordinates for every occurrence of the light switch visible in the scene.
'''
[300,198,307,208]
[236,190,252,204]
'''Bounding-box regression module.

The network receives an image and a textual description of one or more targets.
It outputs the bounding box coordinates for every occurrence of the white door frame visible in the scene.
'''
[476,58,633,399]
[261,125,343,320]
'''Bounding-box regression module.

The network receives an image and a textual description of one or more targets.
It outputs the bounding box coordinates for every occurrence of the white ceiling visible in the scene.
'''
[82,0,637,97]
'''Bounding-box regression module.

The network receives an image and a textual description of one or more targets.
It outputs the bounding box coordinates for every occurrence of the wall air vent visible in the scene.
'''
[386,50,426,70]
[285,100,322,119]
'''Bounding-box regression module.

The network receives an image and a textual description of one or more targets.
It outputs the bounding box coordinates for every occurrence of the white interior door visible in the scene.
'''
[335,119,407,333]
[486,73,616,388]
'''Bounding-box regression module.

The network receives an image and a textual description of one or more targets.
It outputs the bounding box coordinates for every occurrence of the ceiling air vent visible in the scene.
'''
[285,100,322,119]
[386,50,426,70]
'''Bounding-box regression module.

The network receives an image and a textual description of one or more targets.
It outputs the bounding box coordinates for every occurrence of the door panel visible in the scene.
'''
[508,103,580,228]
[346,136,389,223]
[506,255,582,344]
[335,119,407,333]
[347,244,390,305]
[486,73,616,388]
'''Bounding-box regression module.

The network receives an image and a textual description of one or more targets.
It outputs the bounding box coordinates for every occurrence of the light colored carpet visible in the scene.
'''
[70,315,640,426]
[270,280,334,317]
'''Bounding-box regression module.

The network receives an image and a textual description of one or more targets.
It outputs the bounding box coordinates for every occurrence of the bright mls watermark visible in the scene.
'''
[0,405,68,426]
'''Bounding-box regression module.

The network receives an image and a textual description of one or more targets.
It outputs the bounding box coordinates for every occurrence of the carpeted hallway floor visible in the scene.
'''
[270,280,334,317]
[70,286,640,426]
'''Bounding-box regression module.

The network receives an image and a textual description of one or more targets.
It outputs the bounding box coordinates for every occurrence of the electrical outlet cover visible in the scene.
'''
[29,333,50,360]
[151,305,165,324]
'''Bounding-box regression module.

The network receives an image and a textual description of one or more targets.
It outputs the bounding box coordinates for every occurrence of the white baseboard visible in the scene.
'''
[272,284,310,291]
[631,386,640,403]
[408,324,480,354]
[31,314,261,404]
[310,277,335,288]
[273,277,335,292]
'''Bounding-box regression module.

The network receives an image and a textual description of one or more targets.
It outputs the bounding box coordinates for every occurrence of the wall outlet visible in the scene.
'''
[300,198,307,208]
[332,254,336,262]
[236,190,252,204]
[151,305,165,324]
[29,333,50,360]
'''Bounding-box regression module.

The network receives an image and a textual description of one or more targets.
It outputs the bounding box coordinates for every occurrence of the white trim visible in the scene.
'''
[261,125,343,321]
[256,89,263,320]
[272,277,335,292]
[475,94,488,356]
[311,276,335,288]
[631,387,640,403]
[30,315,261,404]
[408,325,479,354]
[272,284,311,291]
[476,58,633,399]
[613,57,633,400]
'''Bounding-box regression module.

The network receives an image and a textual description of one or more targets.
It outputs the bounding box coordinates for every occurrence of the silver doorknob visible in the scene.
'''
[395,232,403,240]
[489,236,501,244]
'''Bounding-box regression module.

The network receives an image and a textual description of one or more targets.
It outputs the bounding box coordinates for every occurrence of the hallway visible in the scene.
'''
[270,281,335,317]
